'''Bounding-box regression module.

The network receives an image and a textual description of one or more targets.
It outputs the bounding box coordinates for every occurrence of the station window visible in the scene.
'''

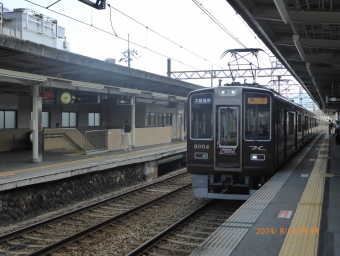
[149,113,155,126]
[0,110,16,129]
[164,113,172,126]
[88,113,100,126]
[30,111,50,128]
[155,113,163,126]
[145,113,149,126]
[62,112,77,127]
[146,112,172,127]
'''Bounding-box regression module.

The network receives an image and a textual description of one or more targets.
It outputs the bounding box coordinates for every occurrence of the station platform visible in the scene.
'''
[0,140,186,192]
[191,131,339,256]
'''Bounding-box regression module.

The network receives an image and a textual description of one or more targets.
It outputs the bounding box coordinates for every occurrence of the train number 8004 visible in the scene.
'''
[194,144,209,149]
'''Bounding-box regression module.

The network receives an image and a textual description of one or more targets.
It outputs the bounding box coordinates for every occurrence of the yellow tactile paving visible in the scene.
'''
[0,143,186,177]
[279,138,329,256]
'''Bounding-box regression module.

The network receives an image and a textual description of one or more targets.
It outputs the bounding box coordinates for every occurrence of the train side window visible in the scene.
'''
[244,92,271,141]
[298,114,302,132]
[190,93,213,140]
[304,116,308,130]
[288,112,295,135]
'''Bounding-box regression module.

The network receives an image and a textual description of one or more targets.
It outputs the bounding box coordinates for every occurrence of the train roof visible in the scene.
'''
[188,82,318,116]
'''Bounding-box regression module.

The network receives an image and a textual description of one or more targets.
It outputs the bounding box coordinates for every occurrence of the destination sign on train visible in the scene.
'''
[194,98,211,104]
[247,97,268,104]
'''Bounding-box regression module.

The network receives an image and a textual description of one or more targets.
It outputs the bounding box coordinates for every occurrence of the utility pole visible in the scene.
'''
[128,34,131,68]
[167,58,171,77]
[119,34,139,68]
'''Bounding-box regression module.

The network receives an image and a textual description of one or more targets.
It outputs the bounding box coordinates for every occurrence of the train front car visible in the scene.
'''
[187,85,274,200]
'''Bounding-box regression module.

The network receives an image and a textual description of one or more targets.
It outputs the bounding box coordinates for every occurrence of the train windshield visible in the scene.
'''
[219,107,238,147]
[190,92,213,139]
[244,93,271,141]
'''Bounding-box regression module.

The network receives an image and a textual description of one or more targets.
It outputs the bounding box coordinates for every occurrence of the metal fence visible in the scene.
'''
[85,130,107,153]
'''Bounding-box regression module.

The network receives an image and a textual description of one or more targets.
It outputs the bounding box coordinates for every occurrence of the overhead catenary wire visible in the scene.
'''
[46,0,61,9]
[106,3,223,69]
[24,0,201,71]
[192,0,247,48]
[108,4,117,36]
[191,0,289,82]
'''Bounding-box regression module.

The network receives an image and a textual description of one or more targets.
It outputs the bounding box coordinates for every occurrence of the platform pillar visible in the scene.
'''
[31,84,42,163]
[131,96,136,147]
[178,102,185,141]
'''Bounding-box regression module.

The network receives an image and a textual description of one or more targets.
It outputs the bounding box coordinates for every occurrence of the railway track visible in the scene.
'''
[68,195,242,255]
[126,200,243,256]
[0,170,192,255]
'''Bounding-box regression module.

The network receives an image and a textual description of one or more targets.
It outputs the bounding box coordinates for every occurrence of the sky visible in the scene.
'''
[1,0,316,109]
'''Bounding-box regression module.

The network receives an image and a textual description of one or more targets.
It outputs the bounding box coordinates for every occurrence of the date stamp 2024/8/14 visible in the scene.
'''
[256,228,319,235]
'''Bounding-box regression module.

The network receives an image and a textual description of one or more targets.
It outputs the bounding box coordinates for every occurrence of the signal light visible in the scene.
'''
[250,154,265,161]
[195,152,208,159]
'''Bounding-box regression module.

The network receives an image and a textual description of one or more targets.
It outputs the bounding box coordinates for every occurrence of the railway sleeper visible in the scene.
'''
[157,245,193,253]
[174,234,206,241]
[165,239,200,247]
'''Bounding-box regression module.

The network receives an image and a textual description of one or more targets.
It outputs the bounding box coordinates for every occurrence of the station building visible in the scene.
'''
[0,6,202,161]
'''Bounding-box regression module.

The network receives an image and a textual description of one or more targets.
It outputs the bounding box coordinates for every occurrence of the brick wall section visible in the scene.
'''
[136,126,171,146]
[0,129,30,152]
[107,126,171,151]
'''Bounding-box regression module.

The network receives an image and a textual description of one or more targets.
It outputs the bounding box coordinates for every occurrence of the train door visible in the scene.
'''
[275,108,279,166]
[215,106,240,168]
[295,112,298,150]
[284,109,287,159]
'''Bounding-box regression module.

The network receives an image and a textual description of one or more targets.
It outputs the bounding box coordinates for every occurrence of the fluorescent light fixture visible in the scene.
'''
[273,0,290,24]
[293,35,307,62]
[152,92,168,98]
[312,77,317,87]
[119,88,142,94]
[175,96,187,101]
[136,98,154,104]
[306,63,314,78]
[72,81,104,89]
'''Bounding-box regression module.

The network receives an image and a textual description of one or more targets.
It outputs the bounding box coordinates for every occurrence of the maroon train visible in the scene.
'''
[187,83,326,200]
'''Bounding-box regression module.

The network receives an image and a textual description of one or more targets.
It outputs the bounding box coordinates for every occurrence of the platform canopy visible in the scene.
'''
[0,35,201,101]
[227,0,340,114]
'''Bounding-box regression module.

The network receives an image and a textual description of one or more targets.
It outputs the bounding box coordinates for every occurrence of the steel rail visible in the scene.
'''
[125,200,214,256]
[29,183,192,255]
[0,170,188,243]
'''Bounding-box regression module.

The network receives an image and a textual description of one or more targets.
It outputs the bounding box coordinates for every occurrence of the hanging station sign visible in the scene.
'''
[326,96,340,104]
[74,95,99,104]
[41,91,56,105]
[117,98,133,105]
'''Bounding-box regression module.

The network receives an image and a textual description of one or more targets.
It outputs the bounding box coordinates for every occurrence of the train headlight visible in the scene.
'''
[250,154,265,161]
[219,88,237,96]
[195,152,208,159]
